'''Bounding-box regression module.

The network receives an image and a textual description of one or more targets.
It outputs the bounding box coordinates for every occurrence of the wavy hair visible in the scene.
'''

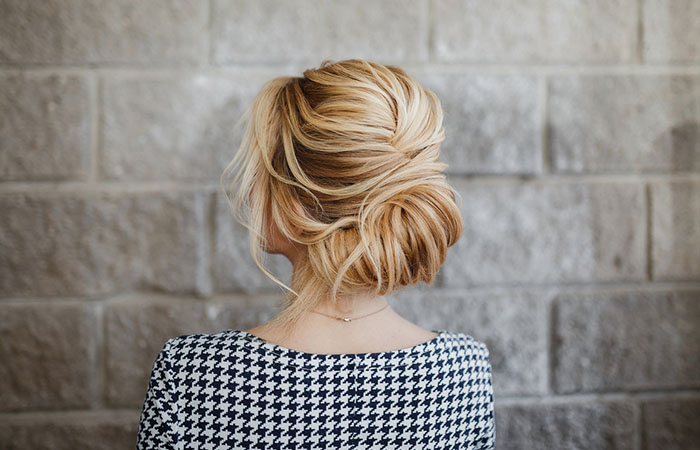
[220,59,463,338]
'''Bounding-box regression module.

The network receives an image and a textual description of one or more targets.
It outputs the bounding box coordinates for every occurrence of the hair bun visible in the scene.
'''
[350,176,461,294]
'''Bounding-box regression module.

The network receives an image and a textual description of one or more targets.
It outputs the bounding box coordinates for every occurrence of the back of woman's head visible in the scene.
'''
[221,59,463,333]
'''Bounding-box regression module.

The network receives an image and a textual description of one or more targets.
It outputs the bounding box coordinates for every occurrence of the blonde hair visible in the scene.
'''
[220,59,462,338]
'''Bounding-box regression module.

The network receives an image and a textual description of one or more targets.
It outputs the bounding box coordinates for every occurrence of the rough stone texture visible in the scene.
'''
[495,400,636,450]
[415,73,541,174]
[441,180,646,287]
[101,73,278,180]
[0,0,207,65]
[0,301,96,411]
[643,0,700,63]
[0,73,89,181]
[553,289,700,394]
[642,397,700,450]
[433,0,638,63]
[651,181,700,280]
[211,0,428,64]
[213,191,293,293]
[0,190,210,297]
[104,293,217,408]
[210,294,282,332]
[389,287,554,396]
[0,410,140,450]
[1,0,697,447]
[549,75,700,173]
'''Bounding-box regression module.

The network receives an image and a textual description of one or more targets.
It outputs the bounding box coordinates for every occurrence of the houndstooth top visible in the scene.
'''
[136,328,496,449]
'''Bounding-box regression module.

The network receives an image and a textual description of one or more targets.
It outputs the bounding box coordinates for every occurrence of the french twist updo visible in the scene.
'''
[220,59,463,334]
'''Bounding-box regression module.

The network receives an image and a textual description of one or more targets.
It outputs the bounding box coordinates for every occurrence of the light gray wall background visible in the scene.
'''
[1,0,699,449]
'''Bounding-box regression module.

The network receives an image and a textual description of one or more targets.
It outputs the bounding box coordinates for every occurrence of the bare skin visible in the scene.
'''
[244,201,439,355]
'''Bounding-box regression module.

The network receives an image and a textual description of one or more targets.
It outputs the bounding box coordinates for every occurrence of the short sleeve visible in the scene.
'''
[476,343,496,449]
[136,338,177,449]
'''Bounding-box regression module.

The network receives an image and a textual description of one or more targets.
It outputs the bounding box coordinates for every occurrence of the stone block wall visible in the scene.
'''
[1,1,699,448]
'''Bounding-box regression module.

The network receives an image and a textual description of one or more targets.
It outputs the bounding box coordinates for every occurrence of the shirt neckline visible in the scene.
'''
[227,328,451,370]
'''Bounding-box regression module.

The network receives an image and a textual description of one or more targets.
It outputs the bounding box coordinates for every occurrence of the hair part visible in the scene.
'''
[220,59,463,340]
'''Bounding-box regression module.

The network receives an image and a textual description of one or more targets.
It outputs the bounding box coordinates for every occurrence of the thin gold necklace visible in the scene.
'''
[310,303,391,322]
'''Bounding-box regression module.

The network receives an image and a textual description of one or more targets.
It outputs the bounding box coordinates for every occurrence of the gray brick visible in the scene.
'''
[0,0,207,65]
[389,288,554,396]
[651,181,700,280]
[643,0,700,63]
[0,74,89,181]
[433,0,638,63]
[0,410,139,450]
[642,397,700,450]
[415,73,541,174]
[211,0,428,64]
[441,180,646,287]
[495,400,636,450]
[104,294,217,408]
[0,190,210,297]
[101,73,272,181]
[209,295,282,332]
[549,75,700,173]
[214,191,293,293]
[553,289,700,393]
[0,301,96,411]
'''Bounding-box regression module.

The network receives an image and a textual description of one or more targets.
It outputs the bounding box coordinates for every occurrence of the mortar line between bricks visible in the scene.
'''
[411,281,700,296]
[539,75,549,174]
[0,409,142,421]
[94,300,106,409]
[2,64,700,77]
[637,0,645,64]
[206,0,213,65]
[634,401,643,450]
[442,173,700,184]
[206,191,217,295]
[547,296,557,395]
[2,173,700,192]
[0,290,278,304]
[426,0,434,63]
[440,278,700,291]
[87,72,98,182]
[96,73,105,182]
[645,183,654,281]
[493,389,700,405]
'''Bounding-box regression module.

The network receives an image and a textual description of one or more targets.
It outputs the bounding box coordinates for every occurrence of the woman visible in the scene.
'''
[137,59,495,449]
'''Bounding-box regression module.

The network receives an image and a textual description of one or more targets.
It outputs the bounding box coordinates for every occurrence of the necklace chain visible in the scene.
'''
[310,303,391,322]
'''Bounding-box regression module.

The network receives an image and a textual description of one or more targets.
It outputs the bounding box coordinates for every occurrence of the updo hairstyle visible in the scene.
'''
[220,59,463,334]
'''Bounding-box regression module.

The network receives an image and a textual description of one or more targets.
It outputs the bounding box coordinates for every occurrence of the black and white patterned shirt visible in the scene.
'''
[136,328,496,449]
